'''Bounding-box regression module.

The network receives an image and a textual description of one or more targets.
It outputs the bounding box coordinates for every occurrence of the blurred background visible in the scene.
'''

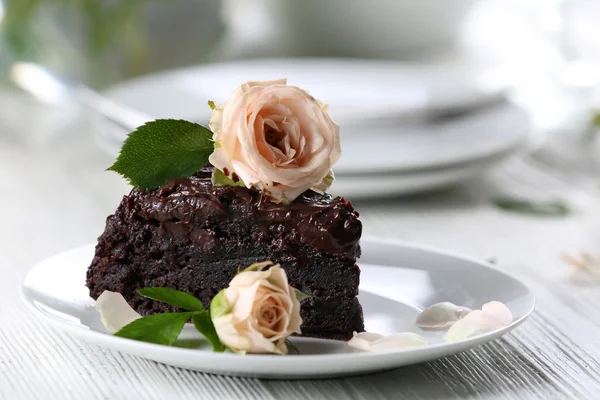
[4,0,600,254]
[3,0,600,171]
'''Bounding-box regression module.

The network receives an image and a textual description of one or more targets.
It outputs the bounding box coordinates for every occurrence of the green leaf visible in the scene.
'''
[285,339,299,355]
[294,288,313,302]
[210,289,229,319]
[137,287,205,312]
[239,261,273,274]
[212,168,245,187]
[322,171,335,187]
[208,100,217,110]
[493,198,570,217]
[114,312,195,345]
[108,119,214,189]
[593,112,600,127]
[192,312,225,352]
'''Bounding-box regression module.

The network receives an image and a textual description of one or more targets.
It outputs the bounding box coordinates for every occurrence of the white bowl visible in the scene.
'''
[270,0,479,58]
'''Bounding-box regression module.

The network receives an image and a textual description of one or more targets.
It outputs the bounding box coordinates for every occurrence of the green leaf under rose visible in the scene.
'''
[192,312,225,352]
[114,312,196,345]
[137,287,205,311]
[295,288,313,302]
[108,119,214,189]
[110,287,224,351]
[101,274,308,354]
[212,168,245,187]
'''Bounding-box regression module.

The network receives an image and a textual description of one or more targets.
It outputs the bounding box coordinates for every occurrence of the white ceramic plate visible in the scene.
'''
[22,238,534,379]
[97,58,530,175]
[328,149,514,199]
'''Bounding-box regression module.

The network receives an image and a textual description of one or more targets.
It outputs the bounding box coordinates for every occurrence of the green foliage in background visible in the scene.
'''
[593,111,600,128]
[1,0,157,85]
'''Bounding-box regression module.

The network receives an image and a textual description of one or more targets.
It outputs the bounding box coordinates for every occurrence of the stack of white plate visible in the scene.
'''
[98,59,532,198]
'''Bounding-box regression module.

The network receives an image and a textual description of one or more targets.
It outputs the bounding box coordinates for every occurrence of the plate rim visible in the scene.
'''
[99,58,530,175]
[336,140,523,177]
[21,237,535,364]
[103,57,505,97]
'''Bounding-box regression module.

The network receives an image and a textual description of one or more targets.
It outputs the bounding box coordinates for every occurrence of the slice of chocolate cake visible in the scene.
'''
[87,166,364,340]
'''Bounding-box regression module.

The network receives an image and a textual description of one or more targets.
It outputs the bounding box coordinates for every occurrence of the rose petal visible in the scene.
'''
[264,118,279,131]
[244,326,282,354]
[253,299,289,340]
[95,291,141,333]
[481,301,513,326]
[416,302,472,330]
[212,313,252,353]
[241,78,287,92]
[562,252,600,283]
[444,312,495,341]
[264,265,289,291]
[369,333,428,352]
[228,267,270,288]
[352,331,385,342]
[230,160,259,187]
[347,332,383,351]
[348,331,427,352]
[444,302,513,342]
[230,282,261,321]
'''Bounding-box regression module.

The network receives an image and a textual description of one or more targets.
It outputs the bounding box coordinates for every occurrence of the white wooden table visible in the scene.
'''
[2,102,600,399]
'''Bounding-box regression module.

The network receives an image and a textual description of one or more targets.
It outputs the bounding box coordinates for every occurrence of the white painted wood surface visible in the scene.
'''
[2,112,600,399]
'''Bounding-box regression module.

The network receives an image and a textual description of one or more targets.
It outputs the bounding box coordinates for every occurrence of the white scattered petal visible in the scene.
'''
[368,333,428,351]
[348,331,427,352]
[416,302,472,330]
[95,291,142,333]
[444,301,513,342]
[562,253,600,283]
[481,301,513,325]
[347,332,384,351]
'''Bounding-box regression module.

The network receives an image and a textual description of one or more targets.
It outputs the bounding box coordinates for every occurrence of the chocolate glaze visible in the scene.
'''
[133,166,362,259]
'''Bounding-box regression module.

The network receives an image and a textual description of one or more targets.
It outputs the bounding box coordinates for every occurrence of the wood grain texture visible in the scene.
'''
[2,121,600,399]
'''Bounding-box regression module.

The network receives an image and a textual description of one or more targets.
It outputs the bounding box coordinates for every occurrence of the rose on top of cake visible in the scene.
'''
[208,78,341,204]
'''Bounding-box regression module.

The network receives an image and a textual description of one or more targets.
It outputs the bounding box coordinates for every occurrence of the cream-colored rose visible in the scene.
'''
[209,79,341,204]
[210,262,302,354]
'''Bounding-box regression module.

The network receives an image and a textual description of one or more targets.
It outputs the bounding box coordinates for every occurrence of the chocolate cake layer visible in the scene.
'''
[87,167,364,340]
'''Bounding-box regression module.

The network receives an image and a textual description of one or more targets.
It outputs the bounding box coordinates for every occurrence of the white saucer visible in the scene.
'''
[98,58,531,176]
[22,238,534,379]
[328,151,511,198]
